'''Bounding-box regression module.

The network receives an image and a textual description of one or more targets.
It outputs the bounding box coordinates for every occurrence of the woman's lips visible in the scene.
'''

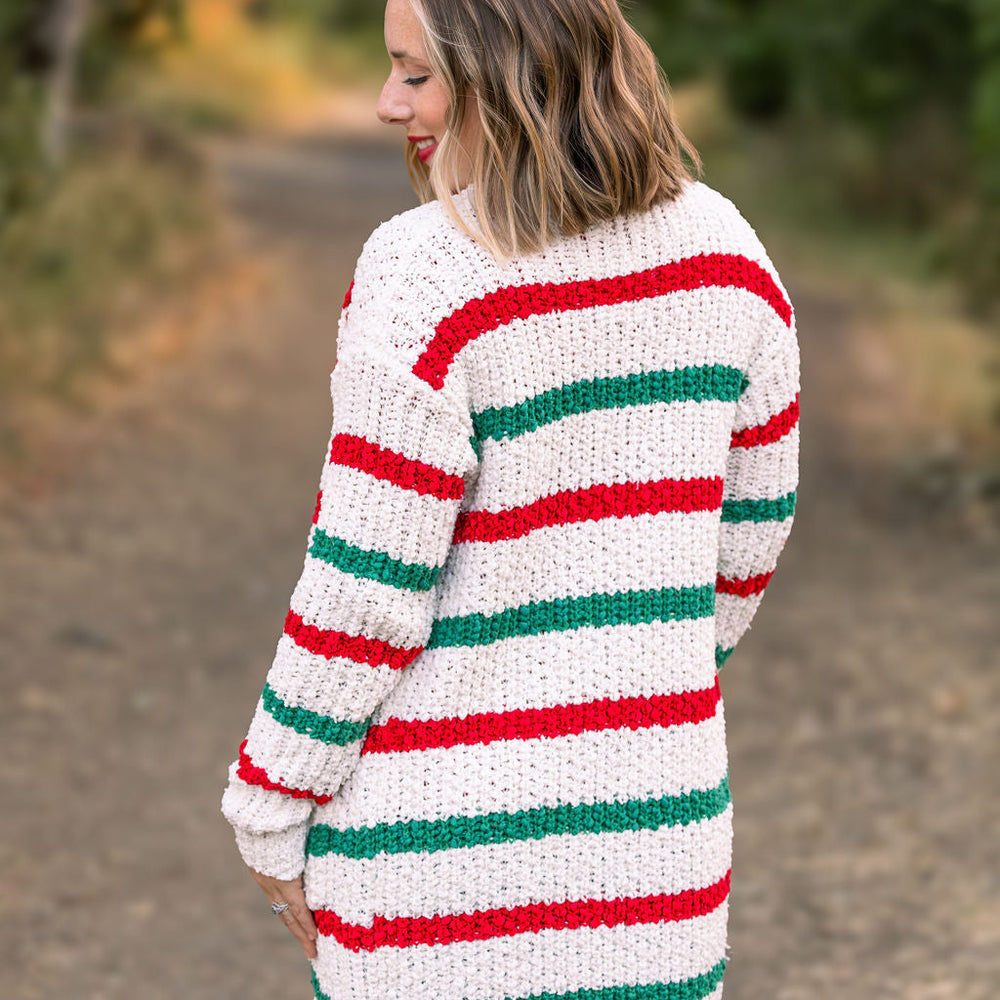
[409,135,438,162]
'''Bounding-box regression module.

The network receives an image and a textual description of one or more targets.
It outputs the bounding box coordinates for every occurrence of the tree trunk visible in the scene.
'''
[40,0,92,167]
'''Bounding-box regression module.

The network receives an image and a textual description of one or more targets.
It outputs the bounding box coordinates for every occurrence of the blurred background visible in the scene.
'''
[1,2,997,998]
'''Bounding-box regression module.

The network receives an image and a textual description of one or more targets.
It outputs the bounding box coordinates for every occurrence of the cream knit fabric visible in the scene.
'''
[221,177,799,1000]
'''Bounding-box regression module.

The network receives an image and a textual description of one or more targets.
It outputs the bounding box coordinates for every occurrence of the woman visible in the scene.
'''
[221,0,800,997]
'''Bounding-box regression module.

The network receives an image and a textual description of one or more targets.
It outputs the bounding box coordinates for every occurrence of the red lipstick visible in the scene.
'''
[408,135,438,162]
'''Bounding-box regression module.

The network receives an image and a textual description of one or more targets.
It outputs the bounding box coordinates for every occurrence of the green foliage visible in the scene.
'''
[245,0,381,31]
[0,137,217,418]
[626,0,729,81]
[0,77,48,223]
[78,0,186,101]
[0,3,47,224]
[0,0,214,429]
[0,0,186,221]
[628,0,999,314]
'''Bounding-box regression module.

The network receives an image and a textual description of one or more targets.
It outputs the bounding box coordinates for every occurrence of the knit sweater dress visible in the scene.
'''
[220,177,799,1000]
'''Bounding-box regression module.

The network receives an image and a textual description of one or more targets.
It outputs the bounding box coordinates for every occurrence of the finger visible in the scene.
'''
[277,908,318,959]
[283,880,319,941]
[249,870,307,922]
[246,870,319,958]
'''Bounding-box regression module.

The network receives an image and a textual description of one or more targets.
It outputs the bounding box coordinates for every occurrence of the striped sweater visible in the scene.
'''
[220,177,799,1000]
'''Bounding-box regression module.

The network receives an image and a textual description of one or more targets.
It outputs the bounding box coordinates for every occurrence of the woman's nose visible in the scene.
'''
[376,79,411,126]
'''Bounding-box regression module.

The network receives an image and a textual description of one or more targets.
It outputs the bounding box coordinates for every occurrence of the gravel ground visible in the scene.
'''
[1,133,997,1000]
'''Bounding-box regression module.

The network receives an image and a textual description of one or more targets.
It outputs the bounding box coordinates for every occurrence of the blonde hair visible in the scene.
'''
[405,0,702,262]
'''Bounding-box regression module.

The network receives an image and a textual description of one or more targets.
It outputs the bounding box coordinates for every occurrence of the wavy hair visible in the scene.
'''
[404,0,702,261]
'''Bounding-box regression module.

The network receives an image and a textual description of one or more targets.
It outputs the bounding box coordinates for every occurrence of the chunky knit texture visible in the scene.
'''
[220,177,799,1000]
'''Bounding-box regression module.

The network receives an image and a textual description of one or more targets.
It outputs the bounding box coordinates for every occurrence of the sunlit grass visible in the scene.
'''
[118,9,387,134]
[0,14,389,459]
[0,136,221,452]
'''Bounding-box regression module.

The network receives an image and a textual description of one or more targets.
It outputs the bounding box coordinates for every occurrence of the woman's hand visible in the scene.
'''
[247,865,319,959]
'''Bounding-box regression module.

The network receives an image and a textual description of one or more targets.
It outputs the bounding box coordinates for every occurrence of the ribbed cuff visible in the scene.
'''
[232,821,310,881]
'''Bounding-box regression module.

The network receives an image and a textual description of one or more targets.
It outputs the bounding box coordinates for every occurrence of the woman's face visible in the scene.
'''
[377,0,481,187]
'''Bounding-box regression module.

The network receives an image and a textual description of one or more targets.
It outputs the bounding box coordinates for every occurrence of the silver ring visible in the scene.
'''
[270,900,290,915]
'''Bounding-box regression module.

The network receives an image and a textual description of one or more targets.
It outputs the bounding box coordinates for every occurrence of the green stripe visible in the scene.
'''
[715,645,735,669]
[473,365,747,442]
[721,491,796,523]
[313,961,724,1000]
[426,584,716,650]
[311,967,331,1000]
[308,528,439,591]
[262,682,371,746]
[510,960,727,1000]
[307,776,730,860]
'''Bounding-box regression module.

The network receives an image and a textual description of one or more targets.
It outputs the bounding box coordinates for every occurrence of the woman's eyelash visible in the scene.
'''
[404,76,430,86]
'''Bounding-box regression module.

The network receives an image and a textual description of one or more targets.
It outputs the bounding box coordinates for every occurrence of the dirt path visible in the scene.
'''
[1,133,997,1000]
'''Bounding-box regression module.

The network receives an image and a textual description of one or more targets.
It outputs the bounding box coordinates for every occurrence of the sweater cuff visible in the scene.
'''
[232,821,310,881]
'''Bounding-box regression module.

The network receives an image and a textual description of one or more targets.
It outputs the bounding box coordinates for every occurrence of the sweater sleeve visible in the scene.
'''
[714,298,800,669]
[220,235,478,880]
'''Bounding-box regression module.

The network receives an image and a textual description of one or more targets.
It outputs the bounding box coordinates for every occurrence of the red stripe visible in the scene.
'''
[342,281,354,313]
[312,489,322,525]
[716,570,773,597]
[283,609,421,671]
[330,432,465,501]
[236,738,332,805]
[453,476,723,544]
[316,871,730,951]
[363,677,720,753]
[413,253,792,389]
[731,395,799,449]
